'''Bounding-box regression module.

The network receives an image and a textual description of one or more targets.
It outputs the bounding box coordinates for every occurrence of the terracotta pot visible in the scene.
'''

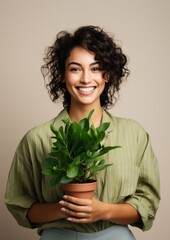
[62,181,97,199]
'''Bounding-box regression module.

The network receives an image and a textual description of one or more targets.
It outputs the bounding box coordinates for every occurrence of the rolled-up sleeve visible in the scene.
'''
[4,135,39,229]
[126,128,160,231]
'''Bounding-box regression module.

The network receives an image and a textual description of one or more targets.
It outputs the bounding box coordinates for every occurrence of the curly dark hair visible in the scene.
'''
[41,25,130,109]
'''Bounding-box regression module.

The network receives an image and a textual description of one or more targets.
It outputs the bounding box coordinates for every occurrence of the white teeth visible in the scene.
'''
[78,87,95,92]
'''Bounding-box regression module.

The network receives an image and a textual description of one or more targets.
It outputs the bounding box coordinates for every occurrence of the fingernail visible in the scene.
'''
[63,195,67,199]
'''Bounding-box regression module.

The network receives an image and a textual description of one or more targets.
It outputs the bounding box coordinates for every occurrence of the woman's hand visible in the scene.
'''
[59,195,109,223]
[59,195,141,225]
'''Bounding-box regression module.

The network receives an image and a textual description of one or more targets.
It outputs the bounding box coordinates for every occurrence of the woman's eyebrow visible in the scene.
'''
[68,62,81,67]
[68,61,99,67]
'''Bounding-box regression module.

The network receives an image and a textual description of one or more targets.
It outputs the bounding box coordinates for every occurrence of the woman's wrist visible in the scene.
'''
[101,203,140,225]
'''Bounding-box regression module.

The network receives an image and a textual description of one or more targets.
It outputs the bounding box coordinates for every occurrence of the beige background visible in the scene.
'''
[0,0,169,239]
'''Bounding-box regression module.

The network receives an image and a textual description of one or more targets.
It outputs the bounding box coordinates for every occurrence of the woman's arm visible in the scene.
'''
[27,202,68,223]
[104,202,141,225]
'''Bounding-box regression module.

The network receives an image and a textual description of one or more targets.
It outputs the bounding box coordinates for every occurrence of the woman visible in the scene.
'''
[4,26,160,240]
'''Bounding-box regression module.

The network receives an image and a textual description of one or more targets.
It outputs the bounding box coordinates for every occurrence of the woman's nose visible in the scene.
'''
[80,70,92,84]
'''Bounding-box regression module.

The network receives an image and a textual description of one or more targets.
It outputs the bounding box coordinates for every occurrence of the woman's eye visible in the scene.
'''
[92,67,101,72]
[70,67,81,72]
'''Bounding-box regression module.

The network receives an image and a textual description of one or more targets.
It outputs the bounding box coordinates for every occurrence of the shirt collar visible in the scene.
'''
[53,108,115,133]
[101,108,115,134]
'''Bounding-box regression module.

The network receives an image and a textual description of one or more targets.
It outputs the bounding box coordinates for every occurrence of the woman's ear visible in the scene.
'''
[104,72,109,82]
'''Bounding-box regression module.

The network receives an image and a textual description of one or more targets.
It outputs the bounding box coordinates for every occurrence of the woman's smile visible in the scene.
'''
[76,86,96,95]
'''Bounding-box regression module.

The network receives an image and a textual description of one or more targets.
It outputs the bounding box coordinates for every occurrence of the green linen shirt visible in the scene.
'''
[4,109,160,234]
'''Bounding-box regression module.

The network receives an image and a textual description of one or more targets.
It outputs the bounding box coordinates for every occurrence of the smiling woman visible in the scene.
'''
[41,25,129,110]
[4,25,160,240]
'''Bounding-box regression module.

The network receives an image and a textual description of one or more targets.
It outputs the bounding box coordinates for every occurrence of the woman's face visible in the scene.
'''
[65,46,106,108]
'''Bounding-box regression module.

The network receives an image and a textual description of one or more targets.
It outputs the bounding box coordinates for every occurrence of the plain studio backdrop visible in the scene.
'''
[0,0,169,239]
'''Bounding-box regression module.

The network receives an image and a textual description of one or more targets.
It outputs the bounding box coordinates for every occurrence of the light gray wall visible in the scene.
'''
[0,0,169,239]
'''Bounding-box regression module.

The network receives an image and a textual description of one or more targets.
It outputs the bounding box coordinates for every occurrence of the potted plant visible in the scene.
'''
[42,110,120,198]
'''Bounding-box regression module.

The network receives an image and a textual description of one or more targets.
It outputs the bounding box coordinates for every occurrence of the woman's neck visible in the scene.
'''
[68,104,103,128]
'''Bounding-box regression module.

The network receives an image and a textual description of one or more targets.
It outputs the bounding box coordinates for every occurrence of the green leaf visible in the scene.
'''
[50,125,66,145]
[62,118,70,125]
[79,117,89,130]
[49,172,63,186]
[97,122,110,133]
[89,162,113,174]
[90,124,98,137]
[60,175,73,184]
[79,109,94,130]
[44,157,59,168]
[87,109,94,121]
[67,164,79,178]
[74,155,81,164]
[42,168,55,175]
[99,146,121,156]
[96,131,105,143]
